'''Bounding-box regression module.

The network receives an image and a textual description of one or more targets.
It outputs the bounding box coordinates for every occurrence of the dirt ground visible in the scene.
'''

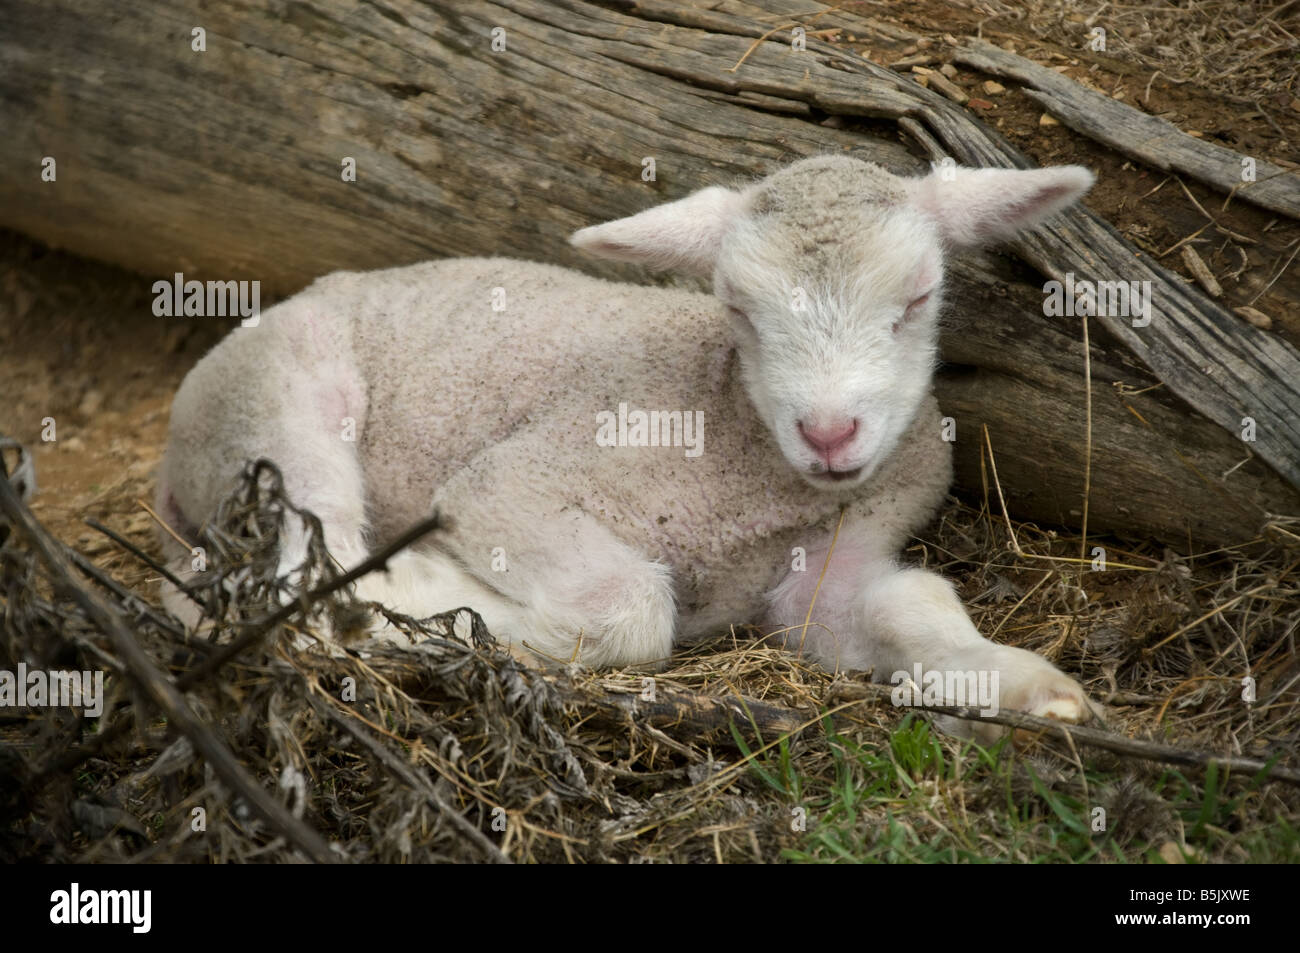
[0,236,228,586]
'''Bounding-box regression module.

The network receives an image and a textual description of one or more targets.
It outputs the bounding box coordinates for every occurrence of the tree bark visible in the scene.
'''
[1,0,1296,545]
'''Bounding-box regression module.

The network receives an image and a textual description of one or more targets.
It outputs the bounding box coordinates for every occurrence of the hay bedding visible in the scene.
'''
[3,432,1298,863]
[0,452,816,863]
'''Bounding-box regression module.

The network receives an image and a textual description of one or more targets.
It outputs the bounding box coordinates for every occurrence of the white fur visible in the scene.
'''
[157,156,1097,735]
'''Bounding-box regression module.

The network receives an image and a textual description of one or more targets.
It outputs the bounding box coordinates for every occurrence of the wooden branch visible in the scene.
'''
[304,690,512,863]
[0,470,341,863]
[25,509,442,791]
[179,511,443,689]
[951,40,1300,220]
[85,517,200,605]
[828,681,1300,786]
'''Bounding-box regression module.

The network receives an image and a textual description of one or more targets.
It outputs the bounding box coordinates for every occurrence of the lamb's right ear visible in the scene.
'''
[570,186,745,275]
[909,164,1094,247]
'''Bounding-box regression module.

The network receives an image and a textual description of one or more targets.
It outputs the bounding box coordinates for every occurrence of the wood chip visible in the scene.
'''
[967,97,994,110]
[1159,842,1186,865]
[1038,112,1060,126]
[983,80,1005,95]
[1234,306,1273,330]
[940,63,958,79]
[926,72,969,104]
[891,53,935,69]
[1181,245,1223,297]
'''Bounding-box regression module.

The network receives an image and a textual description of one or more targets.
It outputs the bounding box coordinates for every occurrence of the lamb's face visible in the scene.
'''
[570,154,1094,491]
[715,204,943,490]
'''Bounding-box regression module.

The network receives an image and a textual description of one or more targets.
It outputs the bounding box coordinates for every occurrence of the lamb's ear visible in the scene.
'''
[909,165,1094,247]
[570,186,745,275]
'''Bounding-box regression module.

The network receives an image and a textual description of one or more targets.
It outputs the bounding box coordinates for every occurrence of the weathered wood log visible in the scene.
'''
[1,0,1297,546]
[952,40,1300,220]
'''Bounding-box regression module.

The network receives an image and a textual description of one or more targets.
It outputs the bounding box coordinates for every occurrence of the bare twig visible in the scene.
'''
[0,470,341,863]
[180,513,443,688]
[305,689,511,864]
[828,681,1300,785]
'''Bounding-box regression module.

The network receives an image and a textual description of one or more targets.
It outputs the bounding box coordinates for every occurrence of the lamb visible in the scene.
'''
[155,154,1099,740]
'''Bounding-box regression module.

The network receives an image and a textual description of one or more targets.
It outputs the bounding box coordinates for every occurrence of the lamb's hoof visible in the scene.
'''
[954,649,1100,747]
[1005,669,1100,749]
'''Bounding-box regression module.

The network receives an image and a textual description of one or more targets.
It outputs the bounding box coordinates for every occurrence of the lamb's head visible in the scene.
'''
[571,155,1093,490]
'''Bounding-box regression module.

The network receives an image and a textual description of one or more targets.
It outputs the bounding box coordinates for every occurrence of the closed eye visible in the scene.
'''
[727,306,756,333]
[893,292,932,333]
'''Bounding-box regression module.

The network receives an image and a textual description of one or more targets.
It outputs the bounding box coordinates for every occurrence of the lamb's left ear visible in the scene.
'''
[570,186,746,275]
[909,165,1094,247]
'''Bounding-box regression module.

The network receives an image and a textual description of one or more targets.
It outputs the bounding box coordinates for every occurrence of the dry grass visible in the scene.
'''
[974,0,1298,106]
[2,449,1296,864]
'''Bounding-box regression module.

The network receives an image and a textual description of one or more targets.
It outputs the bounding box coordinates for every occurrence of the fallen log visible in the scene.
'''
[1,0,1297,545]
[952,40,1300,220]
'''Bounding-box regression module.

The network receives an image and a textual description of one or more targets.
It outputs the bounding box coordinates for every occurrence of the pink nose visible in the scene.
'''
[798,418,859,456]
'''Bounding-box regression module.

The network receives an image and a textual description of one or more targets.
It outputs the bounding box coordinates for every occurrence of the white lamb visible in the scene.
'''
[156,155,1098,739]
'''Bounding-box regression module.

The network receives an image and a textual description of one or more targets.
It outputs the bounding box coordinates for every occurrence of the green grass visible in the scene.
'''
[733,713,1300,863]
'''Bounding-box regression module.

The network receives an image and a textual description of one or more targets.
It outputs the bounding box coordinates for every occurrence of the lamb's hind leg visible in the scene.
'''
[424,435,678,669]
[159,441,535,649]
[155,335,530,647]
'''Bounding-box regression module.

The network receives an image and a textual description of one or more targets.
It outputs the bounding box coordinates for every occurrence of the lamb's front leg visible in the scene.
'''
[768,548,1095,742]
[859,567,1095,741]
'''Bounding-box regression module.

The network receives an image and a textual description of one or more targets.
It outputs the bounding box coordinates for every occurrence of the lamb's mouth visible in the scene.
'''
[811,466,863,483]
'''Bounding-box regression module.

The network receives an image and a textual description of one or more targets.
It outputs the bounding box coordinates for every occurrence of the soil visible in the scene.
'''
[0,235,230,583]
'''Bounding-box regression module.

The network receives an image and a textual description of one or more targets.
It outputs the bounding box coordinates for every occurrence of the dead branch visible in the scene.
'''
[828,680,1300,785]
[952,39,1300,220]
[0,468,341,863]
